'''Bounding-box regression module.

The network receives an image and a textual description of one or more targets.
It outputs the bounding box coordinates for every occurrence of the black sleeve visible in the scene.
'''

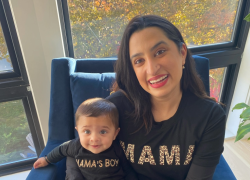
[186,164,216,180]
[113,140,138,180]
[186,104,226,179]
[192,105,226,167]
[47,139,80,163]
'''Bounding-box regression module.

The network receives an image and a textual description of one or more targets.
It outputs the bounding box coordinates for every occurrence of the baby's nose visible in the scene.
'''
[90,133,100,142]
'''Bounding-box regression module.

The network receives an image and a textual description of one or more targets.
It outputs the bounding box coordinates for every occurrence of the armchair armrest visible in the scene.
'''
[213,155,236,180]
[27,140,67,180]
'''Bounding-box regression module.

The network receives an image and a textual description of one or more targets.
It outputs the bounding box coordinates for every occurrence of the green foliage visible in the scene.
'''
[0,100,31,164]
[232,103,250,142]
[244,13,250,22]
[232,102,249,111]
[235,123,250,142]
[240,107,250,119]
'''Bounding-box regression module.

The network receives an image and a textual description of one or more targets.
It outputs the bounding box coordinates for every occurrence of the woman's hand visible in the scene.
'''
[33,157,49,169]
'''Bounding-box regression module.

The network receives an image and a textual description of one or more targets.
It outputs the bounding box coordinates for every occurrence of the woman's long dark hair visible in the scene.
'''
[112,15,215,133]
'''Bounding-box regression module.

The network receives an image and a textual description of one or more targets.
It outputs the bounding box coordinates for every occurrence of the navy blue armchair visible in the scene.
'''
[27,56,236,180]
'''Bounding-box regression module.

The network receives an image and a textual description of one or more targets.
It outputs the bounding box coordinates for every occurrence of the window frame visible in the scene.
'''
[0,0,44,176]
[59,0,250,118]
[0,0,21,81]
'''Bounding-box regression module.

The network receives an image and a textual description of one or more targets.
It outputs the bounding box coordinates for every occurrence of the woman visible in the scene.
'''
[67,15,226,180]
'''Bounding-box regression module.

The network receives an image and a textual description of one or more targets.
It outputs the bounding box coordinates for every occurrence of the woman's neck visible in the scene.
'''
[151,88,183,122]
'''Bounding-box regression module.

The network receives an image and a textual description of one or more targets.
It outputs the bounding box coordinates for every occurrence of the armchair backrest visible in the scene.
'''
[48,56,209,141]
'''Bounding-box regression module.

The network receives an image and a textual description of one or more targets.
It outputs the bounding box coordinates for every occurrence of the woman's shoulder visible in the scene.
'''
[184,91,225,118]
[106,90,127,103]
[106,90,134,112]
[107,90,126,99]
[182,91,226,133]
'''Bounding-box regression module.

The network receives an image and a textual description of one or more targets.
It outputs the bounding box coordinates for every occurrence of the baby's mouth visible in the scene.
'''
[91,145,100,148]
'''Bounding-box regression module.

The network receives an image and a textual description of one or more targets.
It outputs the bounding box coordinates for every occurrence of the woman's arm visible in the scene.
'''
[186,105,226,179]
[186,164,216,180]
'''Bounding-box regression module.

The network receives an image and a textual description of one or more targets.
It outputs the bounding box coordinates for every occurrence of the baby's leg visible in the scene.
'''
[65,157,85,180]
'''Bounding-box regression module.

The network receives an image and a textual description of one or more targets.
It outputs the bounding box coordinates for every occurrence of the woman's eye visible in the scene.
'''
[155,49,166,56]
[100,130,107,134]
[84,130,90,134]
[135,59,144,64]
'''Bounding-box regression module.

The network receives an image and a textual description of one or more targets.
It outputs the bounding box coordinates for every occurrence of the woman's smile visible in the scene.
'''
[148,74,169,88]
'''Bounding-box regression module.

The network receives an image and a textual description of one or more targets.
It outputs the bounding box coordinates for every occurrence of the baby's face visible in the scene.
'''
[75,115,120,154]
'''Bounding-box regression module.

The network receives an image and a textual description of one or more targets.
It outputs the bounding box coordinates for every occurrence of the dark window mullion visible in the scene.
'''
[59,0,74,58]
[0,77,27,89]
[205,53,241,69]
[23,94,45,156]
[0,158,35,176]
[0,85,28,99]
[219,63,240,117]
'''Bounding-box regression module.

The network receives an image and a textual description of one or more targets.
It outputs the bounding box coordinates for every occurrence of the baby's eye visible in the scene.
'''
[100,130,107,134]
[134,59,144,64]
[155,49,166,56]
[84,130,90,134]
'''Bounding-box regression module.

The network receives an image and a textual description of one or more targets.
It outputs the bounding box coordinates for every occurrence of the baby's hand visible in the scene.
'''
[33,157,49,169]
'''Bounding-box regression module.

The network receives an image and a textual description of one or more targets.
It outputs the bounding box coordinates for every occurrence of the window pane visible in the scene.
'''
[0,24,13,73]
[68,0,240,58]
[0,100,37,165]
[209,67,226,101]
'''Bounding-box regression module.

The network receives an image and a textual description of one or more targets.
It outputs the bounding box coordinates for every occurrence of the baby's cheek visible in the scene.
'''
[80,139,88,148]
[103,138,113,148]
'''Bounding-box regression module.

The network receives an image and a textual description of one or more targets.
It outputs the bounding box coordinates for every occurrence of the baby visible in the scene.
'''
[33,98,137,180]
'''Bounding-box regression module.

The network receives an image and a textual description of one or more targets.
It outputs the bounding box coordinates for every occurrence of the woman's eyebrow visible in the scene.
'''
[150,41,168,51]
[130,41,168,60]
[130,53,143,60]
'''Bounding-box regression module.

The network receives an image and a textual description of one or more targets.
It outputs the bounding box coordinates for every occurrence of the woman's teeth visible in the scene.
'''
[149,75,168,84]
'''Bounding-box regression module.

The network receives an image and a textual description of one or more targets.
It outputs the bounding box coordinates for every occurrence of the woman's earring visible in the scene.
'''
[182,65,185,69]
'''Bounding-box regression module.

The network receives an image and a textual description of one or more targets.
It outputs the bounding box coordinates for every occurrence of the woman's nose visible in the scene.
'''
[146,58,160,75]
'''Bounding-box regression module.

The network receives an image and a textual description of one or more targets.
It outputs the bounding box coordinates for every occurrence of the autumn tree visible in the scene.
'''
[67,0,239,58]
[0,25,10,63]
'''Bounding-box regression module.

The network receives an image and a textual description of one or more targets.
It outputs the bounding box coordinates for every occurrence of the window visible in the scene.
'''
[209,68,226,101]
[66,0,239,58]
[0,100,36,165]
[0,24,13,73]
[60,0,250,117]
[0,0,44,176]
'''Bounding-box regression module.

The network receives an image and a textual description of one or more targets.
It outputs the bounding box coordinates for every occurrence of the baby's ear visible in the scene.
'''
[113,128,120,140]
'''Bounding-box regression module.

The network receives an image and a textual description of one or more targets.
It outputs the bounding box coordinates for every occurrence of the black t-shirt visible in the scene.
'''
[107,90,226,180]
[47,138,137,180]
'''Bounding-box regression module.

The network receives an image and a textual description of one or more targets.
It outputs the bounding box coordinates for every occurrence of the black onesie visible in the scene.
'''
[47,138,138,180]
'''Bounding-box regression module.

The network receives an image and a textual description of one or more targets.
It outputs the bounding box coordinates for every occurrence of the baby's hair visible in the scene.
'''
[75,98,119,129]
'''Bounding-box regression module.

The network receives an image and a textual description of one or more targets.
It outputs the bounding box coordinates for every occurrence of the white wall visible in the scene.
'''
[226,26,250,138]
[9,0,65,143]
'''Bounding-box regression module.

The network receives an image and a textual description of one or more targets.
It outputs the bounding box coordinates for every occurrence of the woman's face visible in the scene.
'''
[129,27,187,100]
